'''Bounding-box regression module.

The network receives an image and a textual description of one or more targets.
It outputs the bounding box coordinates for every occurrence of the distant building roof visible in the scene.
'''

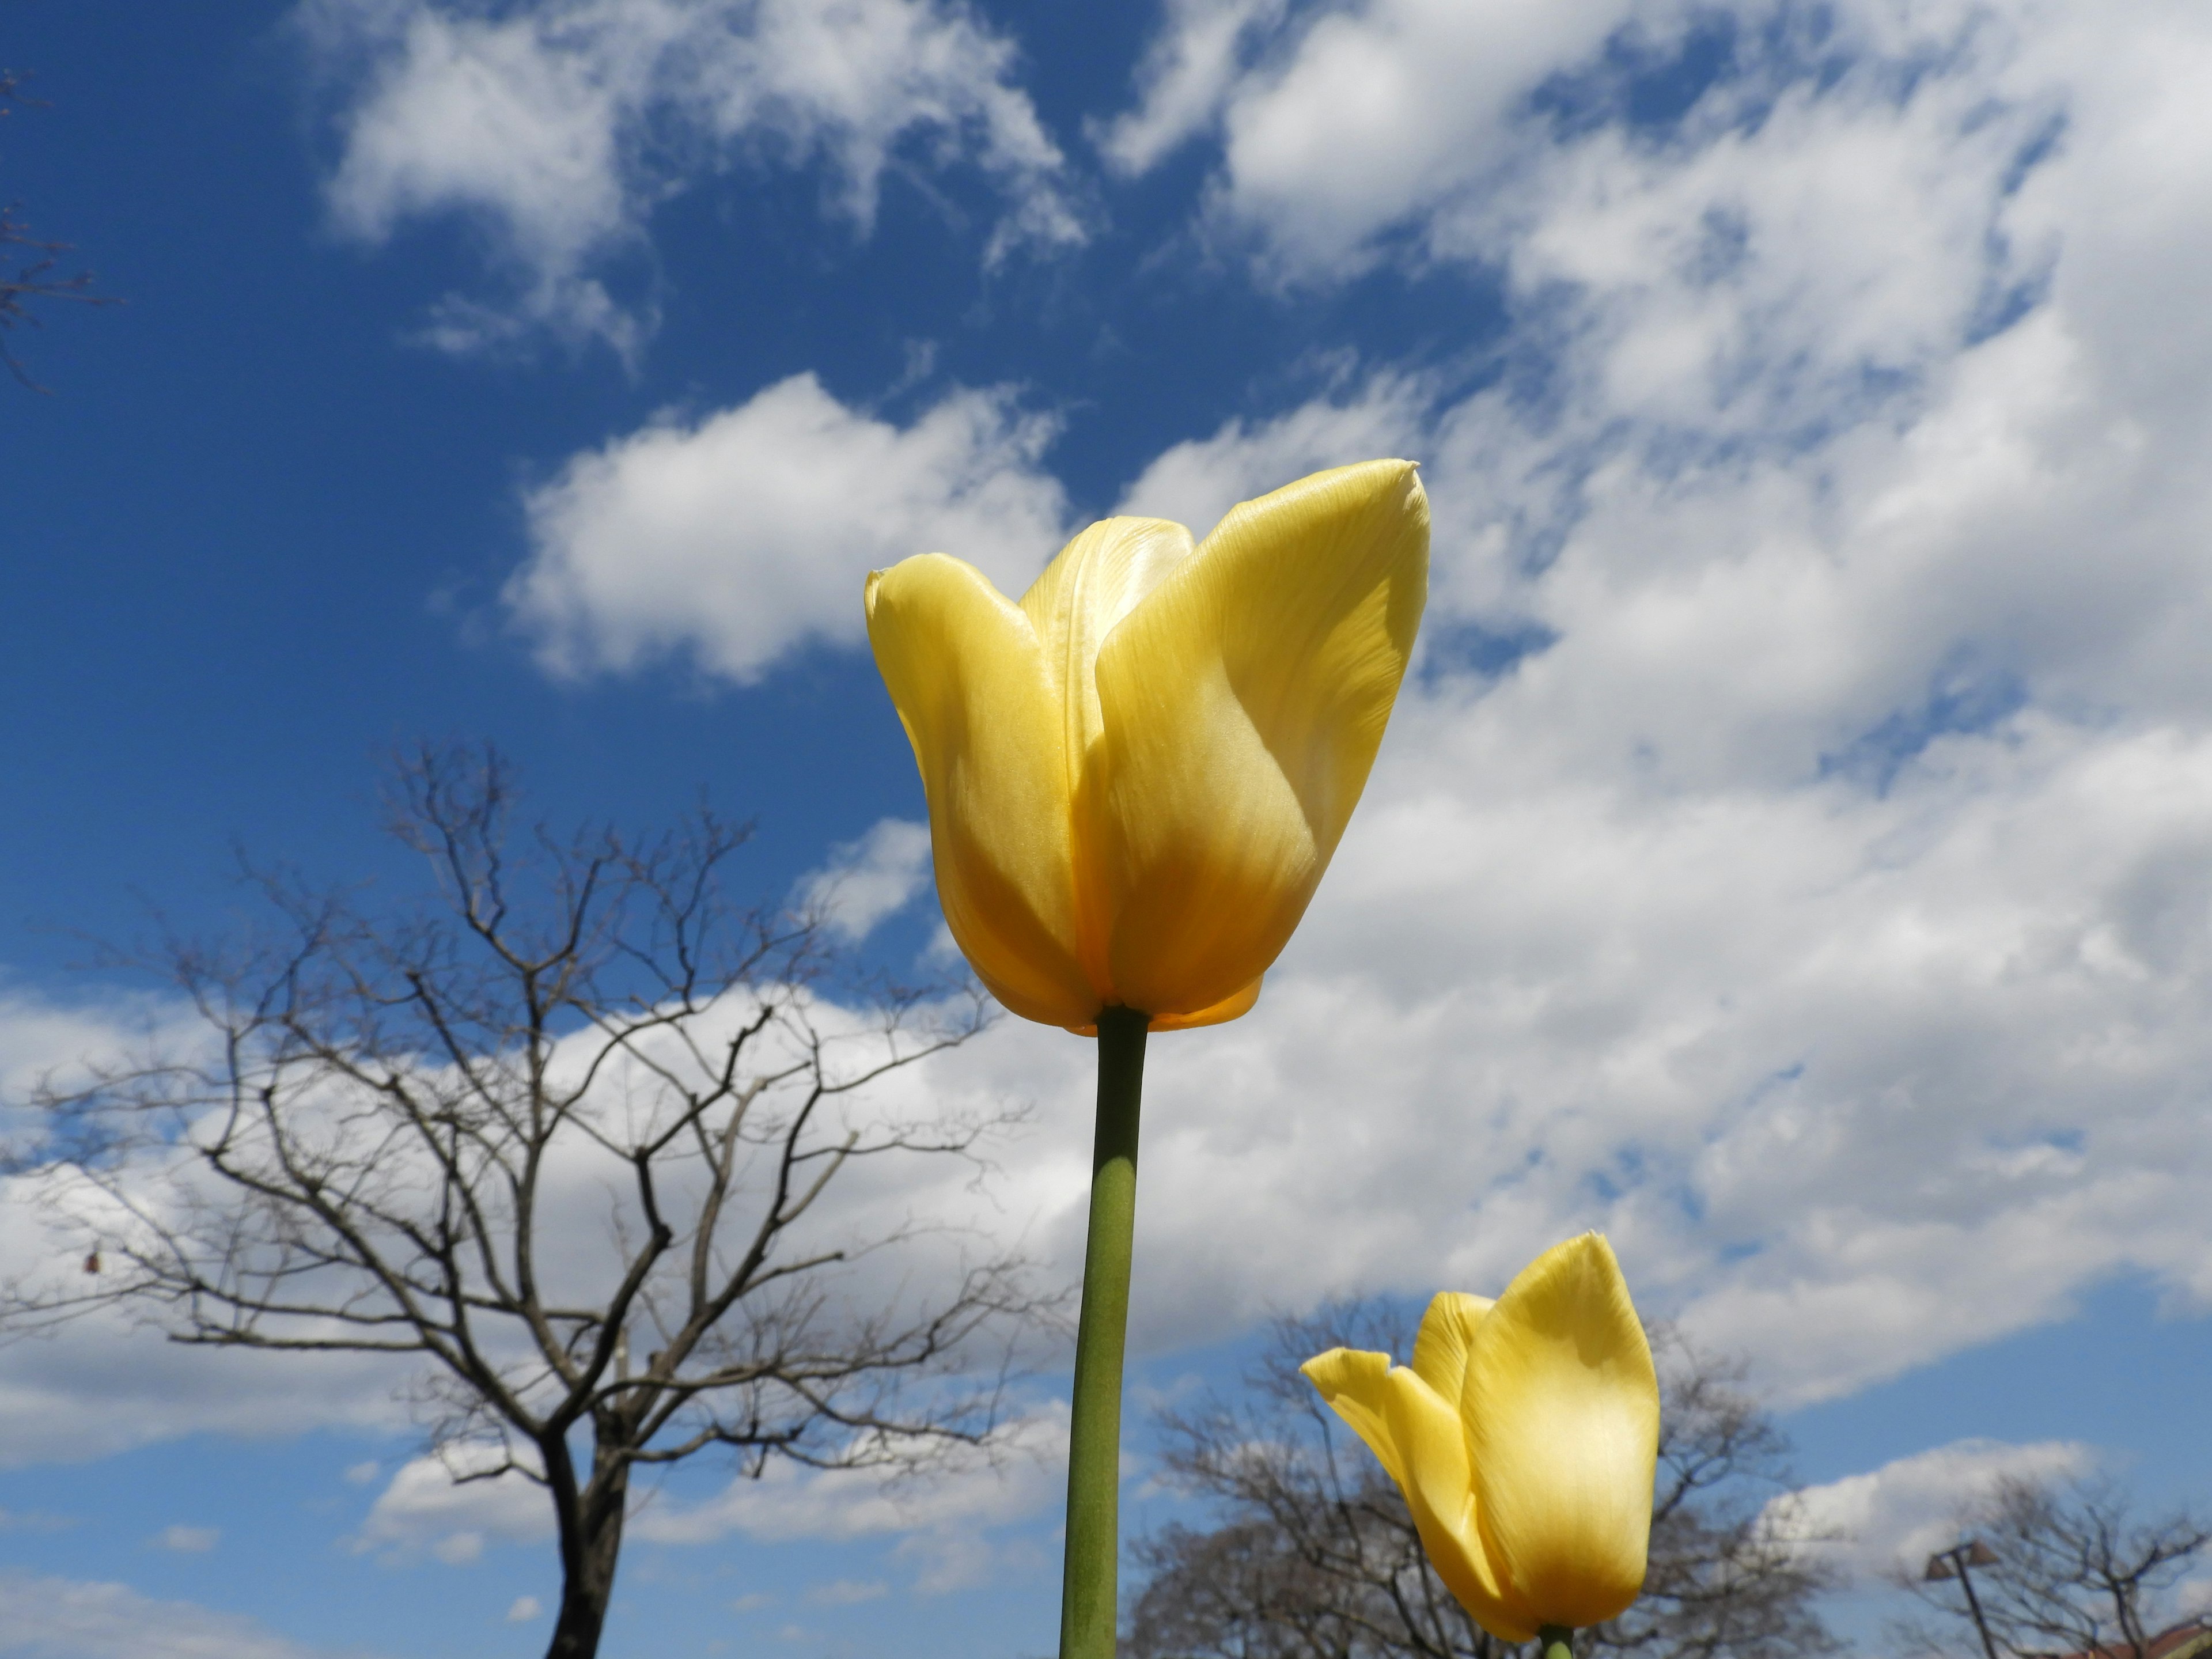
[2036,1620,2212,1659]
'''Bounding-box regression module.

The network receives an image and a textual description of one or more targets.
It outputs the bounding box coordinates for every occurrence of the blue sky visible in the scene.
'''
[6,1,2212,1655]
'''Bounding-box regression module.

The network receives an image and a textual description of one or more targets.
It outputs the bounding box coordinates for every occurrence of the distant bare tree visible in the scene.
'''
[1122,1306,1836,1659]
[1901,1476,2210,1659]
[1,744,1048,1659]
[2,69,116,391]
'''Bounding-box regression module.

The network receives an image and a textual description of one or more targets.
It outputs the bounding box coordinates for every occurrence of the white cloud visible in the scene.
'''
[1090,0,1288,176]
[14,0,2212,1514]
[298,0,1081,353]
[506,373,1069,681]
[0,997,419,1468]
[1111,0,1668,279]
[430,1532,484,1565]
[352,1411,1067,1594]
[805,1578,887,1605]
[504,1596,542,1622]
[843,0,2212,1410]
[0,1570,376,1659]
[628,1408,1065,1548]
[1777,1438,2095,1585]
[152,1527,218,1554]
[794,818,934,941]
[1111,373,1428,536]
[355,1448,551,1559]
[342,1461,381,1485]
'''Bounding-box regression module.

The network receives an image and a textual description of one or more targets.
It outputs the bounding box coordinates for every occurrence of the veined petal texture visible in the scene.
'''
[1464,1233,1660,1630]
[1410,1290,1494,1401]
[1305,1342,1532,1643]
[1092,461,1429,1016]
[1018,517,1194,999]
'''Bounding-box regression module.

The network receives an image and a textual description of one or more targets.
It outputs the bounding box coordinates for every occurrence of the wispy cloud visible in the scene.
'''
[0,1570,382,1659]
[297,0,1084,357]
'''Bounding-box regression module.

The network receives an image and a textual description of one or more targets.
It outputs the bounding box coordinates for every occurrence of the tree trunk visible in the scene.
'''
[546,1438,632,1659]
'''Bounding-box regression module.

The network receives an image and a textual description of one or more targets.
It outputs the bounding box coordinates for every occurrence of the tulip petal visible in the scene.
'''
[1303,1348,1534,1643]
[1091,461,1429,1016]
[1463,1233,1660,1630]
[866,557,1093,1027]
[1018,517,1195,999]
[1146,974,1262,1032]
[1410,1291,1495,1402]
[1299,1347,1406,1489]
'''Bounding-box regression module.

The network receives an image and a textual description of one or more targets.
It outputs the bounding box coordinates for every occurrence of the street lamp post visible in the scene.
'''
[1926,1539,2004,1659]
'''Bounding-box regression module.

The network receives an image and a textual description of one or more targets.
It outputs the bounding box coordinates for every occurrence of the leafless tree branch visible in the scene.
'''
[0,742,1051,1659]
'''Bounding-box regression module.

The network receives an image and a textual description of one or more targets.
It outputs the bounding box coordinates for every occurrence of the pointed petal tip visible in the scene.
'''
[1466,1233,1660,1631]
[1411,1290,1495,1401]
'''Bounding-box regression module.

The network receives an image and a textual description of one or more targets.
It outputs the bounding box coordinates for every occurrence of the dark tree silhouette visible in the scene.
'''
[1,744,1049,1659]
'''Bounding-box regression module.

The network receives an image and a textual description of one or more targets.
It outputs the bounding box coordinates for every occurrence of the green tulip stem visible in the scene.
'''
[1058,1005,1150,1659]
[1539,1626,1575,1659]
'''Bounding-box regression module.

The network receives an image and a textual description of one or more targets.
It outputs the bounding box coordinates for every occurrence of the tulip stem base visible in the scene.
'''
[1539,1626,1574,1659]
[1058,1007,1150,1659]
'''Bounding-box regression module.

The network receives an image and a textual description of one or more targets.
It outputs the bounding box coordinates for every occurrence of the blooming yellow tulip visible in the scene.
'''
[865,460,1429,1033]
[1302,1234,1661,1643]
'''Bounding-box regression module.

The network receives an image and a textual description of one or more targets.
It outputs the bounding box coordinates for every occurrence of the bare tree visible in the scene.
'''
[1902,1477,2210,1659]
[1,744,1048,1659]
[2,70,115,391]
[1122,1305,1836,1659]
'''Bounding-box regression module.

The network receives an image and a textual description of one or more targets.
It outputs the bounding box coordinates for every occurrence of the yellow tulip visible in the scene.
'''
[1302,1234,1661,1643]
[865,460,1429,1033]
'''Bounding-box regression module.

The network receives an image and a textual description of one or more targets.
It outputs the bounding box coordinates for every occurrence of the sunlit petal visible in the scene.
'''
[1300,1347,1407,1489]
[1410,1290,1494,1401]
[1145,974,1262,1032]
[1306,1345,1532,1643]
[1376,1362,1534,1643]
[1018,518,1194,999]
[865,558,1093,1026]
[1091,461,1429,1016]
[1464,1234,1660,1629]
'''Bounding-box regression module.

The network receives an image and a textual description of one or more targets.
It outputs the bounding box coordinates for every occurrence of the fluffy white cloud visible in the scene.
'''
[347,1410,1063,1594]
[298,0,1081,352]
[0,996,418,1467]
[627,1408,1064,1548]
[794,817,934,940]
[1111,0,1671,279]
[14,0,2212,1543]
[1777,1438,2094,1584]
[354,1446,550,1560]
[863,0,2212,1409]
[152,1526,218,1554]
[505,373,1067,680]
[0,1570,376,1659]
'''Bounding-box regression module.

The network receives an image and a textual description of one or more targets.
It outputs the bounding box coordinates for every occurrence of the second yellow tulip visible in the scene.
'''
[1303,1233,1661,1645]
